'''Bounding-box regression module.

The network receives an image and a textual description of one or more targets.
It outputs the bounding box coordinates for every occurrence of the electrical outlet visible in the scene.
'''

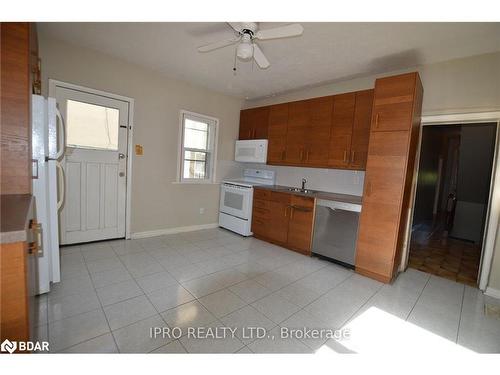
[199,208,205,215]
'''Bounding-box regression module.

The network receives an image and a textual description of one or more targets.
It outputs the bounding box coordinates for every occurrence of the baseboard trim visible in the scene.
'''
[131,223,219,239]
[485,287,500,299]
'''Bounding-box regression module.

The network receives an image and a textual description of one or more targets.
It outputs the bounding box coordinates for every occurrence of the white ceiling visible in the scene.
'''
[38,22,500,100]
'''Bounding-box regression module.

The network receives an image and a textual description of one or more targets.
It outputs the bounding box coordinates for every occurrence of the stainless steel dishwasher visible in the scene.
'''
[312,199,362,268]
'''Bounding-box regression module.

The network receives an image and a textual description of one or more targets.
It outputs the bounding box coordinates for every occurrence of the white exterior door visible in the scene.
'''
[54,85,130,244]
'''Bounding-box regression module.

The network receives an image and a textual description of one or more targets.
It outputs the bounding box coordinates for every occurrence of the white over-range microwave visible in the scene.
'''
[234,139,268,163]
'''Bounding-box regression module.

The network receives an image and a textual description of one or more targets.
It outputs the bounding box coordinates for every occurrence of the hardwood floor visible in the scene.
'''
[408,226,480,287]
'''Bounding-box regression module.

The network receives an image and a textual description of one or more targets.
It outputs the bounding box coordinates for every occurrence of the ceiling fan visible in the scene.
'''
[197,22,304,69]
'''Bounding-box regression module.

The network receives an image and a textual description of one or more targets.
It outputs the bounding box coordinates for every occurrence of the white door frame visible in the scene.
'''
[48,79,135,240]
[401,111,500,291]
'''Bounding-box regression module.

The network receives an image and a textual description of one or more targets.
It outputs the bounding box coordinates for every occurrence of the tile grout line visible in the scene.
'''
[455,284,466,344]
[84,244,122,354]
[405,273,432,322]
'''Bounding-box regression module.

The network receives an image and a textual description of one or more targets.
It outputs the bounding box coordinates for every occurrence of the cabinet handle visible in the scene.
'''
[343,150,347,163]
[29,221,42,256]
[300,149,304,161]
[351,150,355,163]
[375,113,380,128]
[306,150,310,161]
[288,205,295,219]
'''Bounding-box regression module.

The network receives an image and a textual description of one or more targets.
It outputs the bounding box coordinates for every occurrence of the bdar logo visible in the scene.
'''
[1,339,17,354]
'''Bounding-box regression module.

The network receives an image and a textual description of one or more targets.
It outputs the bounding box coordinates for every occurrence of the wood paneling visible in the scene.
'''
[355,72,423,283]
[329,93,355,168]
[1,22,31,194]
[267,103,289,164]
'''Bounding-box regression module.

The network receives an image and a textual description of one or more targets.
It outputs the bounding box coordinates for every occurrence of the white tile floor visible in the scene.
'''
[33,228,500,353]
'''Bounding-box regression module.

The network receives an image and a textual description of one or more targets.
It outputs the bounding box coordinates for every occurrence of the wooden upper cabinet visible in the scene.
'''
[1,23,32,195]
[238,107,269,140]
[285,100,309,164]
[238,89,373,170]
[305,96,333,167]
[371,73,417,132]
[267,103,289,164]
[328,93,355,168]
[349,89,374,170]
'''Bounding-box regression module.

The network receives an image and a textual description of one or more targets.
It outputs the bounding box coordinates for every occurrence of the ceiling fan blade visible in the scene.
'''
[255,23,304,40]
[197,37,240,53]
[253,44,270,69]
[227,22,244,33]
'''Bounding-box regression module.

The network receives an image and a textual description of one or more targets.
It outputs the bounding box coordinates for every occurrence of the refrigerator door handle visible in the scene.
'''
[56,162,65,210]
[55,108,66,160]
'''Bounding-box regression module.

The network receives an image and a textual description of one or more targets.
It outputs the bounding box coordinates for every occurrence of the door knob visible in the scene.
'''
[118,153,126,159]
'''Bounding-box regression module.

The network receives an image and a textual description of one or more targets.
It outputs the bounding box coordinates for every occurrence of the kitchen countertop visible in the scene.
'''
[0,194,34,244]
[255,185,362,205]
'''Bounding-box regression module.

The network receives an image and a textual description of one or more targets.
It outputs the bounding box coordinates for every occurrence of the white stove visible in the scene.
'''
[219,169,276,236]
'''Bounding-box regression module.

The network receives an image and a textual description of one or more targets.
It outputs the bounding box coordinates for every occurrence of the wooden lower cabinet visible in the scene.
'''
[0,230,38,348]
[286,195,315,254]
[251,188,315,255]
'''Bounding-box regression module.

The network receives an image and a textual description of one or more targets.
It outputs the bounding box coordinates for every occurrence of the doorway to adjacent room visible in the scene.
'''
[408,122,497,286]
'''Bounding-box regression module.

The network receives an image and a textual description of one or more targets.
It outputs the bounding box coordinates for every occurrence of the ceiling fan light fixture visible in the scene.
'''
[236,41,254,60]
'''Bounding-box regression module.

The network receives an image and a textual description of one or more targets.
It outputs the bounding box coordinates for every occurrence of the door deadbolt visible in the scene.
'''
[119,172,125,177]
[118,153,126,159]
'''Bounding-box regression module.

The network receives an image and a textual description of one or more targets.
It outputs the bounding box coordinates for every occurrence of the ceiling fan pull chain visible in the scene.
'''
[232,47,238,75]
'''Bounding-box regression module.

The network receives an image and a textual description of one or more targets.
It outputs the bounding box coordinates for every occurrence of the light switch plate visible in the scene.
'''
[135,144,143,156]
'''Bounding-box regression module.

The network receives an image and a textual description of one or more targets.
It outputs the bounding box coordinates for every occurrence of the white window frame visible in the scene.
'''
[176,110,219,184]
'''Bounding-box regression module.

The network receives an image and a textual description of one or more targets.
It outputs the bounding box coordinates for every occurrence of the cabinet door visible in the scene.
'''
[349,89,374,170]
[253,106,270,139]
[267,201,290,244]
[238,107,269,140]
[287,196,315,254]
[305,96,333,167]
[328,93,355,168]
[355,131,410,280]
[371,73,417,132]
[267,103,289,164]
[239,109,253,140]
[285,100,309,164]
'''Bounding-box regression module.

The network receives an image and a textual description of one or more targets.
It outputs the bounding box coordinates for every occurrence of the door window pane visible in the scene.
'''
[66,100,119,150]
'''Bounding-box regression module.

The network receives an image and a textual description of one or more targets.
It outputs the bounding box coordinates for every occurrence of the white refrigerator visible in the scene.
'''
[32,94,65,294]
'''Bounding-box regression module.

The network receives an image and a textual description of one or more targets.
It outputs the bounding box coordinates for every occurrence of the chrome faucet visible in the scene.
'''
[301,178,307,191]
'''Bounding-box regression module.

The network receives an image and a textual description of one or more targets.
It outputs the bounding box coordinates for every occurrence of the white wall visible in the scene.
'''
[39,34,243,235]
